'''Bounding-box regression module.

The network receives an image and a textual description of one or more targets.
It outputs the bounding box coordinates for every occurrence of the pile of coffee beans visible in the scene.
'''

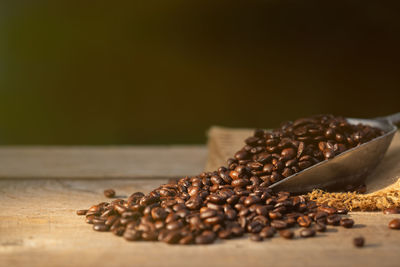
[77,114,385,245]
[78,184,353,244]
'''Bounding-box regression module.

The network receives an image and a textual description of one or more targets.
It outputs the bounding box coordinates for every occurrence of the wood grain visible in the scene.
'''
[0,146,207,179]
[0,147,400,267]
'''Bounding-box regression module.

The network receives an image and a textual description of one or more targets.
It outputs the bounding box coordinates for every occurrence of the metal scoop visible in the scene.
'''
[269,112,400,194]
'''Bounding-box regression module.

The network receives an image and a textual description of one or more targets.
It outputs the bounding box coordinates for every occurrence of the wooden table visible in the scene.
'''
[1,146,399,267]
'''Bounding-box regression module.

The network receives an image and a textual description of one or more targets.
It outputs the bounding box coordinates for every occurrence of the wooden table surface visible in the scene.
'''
[1,146,400,267]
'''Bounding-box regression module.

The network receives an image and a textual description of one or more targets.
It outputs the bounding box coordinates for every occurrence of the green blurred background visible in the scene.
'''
[1,0,399,145]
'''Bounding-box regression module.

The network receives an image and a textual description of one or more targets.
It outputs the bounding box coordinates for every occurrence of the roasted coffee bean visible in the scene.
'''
[326,215,341,226]
[279,229,294,239]
[93,224,109,231]
[162,231,182,244]
[340,218,354,228]
[315,223,326,232]
[297,216,312,228]
[336,208,348,215]
[388,219,400,229]
[218,229,232,239]
[123,229,141,241]
[300,228,316,238]
[244,196,261,206]
[271,220,287,230]
[76,209,88,216]
[383,208,400,214]
[268,211,282,220]
[151,207,168,221]
[195,231,216,244]
[260,227,275,238]
[250,234,263,242]
[281,148,296,160]
[353,237,365,248]
[104,189,116,198]
[163,219,182,230]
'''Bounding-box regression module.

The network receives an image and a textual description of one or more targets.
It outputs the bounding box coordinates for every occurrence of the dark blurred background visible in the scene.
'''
[1,0,399,145]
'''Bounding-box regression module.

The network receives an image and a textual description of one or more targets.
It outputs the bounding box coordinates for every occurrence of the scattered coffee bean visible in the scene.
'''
[300,228,316,238]
[388,219,400,230]
[340,218,354,228]
[383,208,400,215]
[250,234,263,242]
[315,223,327,232]
[104,189,116,198]
[76,209,88,216]
[279,230,294,239]
[353,237,365,248]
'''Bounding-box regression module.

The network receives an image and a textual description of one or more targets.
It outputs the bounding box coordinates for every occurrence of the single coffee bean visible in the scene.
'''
[244,196,261,206]
[104,189,116,198]
[271,220,287,230]
[326,215,341,226]
[259,227,275,238]
[300,228,316,238]
[315,223,326,232]
[279,229,294,239]
[179,234,194,245]
[388,219,400,229]
[162,231,182,244]
[281,148,296,161]
[250,234,263,242]
[93,224,109,232]
[340,218,354,228]
[151,207,168,221]
[195,231,216,244]
[123,229,141,241]
[336,208,348,215]
[76,209,88,216]
[383,208,400,215]
[297,216,312,228]
[353,237,365,248]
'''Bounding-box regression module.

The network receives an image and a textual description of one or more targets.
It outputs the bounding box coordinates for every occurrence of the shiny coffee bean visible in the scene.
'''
[388,219,400,229]
[340,218,354,228]
[279,230,294,239]
[300,228,316,238]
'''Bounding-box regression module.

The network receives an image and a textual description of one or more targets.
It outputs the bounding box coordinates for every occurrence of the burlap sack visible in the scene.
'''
[205,126,400,211]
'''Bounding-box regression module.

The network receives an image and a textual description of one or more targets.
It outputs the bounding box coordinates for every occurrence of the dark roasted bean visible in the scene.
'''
[300,228,316,238]
[195,231,216,244]
[104,189,116,198]
[353,237,365,248]
[162,231,182,244]
[271,220,287,230]
[279,229,294,239]
[259,227,275,238]
[250,234,263,242]
[315,223,326,232]
[123,229,141,241]
[340,218,354,228]
[326,215,341,226]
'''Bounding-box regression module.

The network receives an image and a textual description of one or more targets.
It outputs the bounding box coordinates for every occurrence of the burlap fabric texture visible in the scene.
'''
[205,126,400,211]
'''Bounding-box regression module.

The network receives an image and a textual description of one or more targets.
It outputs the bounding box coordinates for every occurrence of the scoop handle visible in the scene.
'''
[375,112,400,125]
